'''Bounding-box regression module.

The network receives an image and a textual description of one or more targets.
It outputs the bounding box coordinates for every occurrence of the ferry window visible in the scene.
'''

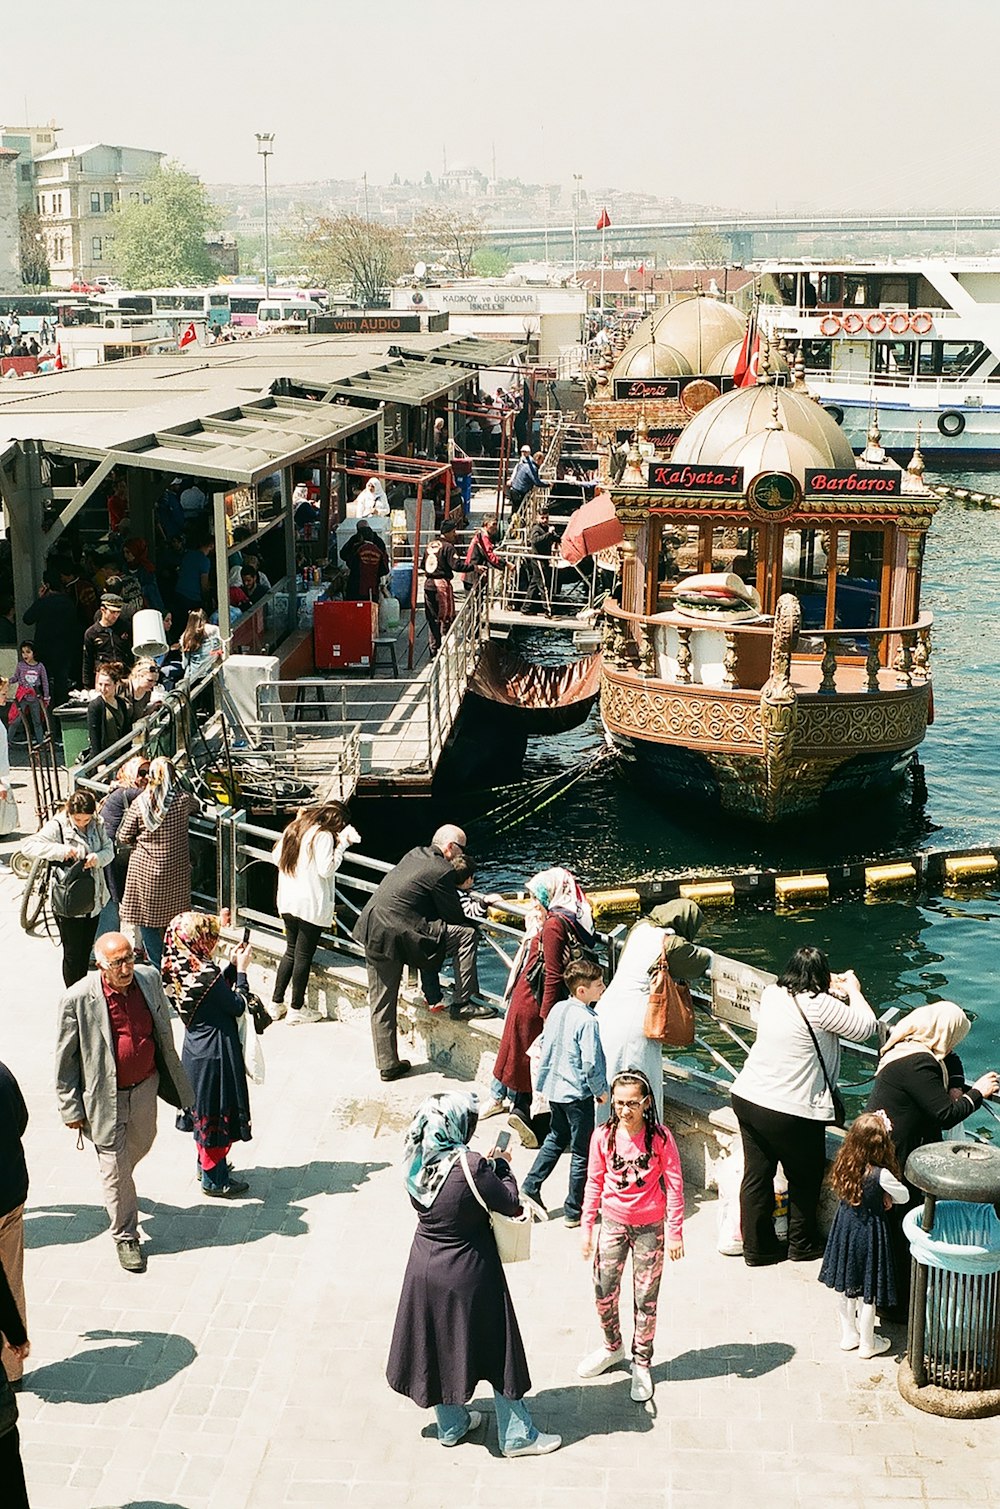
[780,528,829,628]
[834,528,884,632]
[777,274,797,305]
[818,274,842,303]
[844,275,869,307]
[917,341,984,376]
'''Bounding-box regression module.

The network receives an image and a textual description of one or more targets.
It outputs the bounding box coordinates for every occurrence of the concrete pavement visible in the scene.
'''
[1,781,999,1507]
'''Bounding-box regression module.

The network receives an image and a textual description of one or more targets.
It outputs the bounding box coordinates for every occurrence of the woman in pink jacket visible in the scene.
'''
[577,1068,684,1403]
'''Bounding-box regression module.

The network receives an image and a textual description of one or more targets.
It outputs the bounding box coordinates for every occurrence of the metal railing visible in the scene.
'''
[490,544,610,623]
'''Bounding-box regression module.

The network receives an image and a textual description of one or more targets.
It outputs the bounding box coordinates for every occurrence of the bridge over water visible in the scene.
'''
[480,213,1000,261]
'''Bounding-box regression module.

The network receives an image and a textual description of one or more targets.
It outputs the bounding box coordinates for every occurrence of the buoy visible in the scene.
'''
[774,874,830,905]
[589,887,642,918]
[679,880,736,906]
[944,854,999,883]
[865,862,918,892]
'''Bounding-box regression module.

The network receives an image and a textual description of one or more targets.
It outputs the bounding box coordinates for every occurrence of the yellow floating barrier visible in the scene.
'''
[944,854,999,883]
[774,874,829,905]
[865,862,918,891]
[588,887,642,918]
[678,880,736,906]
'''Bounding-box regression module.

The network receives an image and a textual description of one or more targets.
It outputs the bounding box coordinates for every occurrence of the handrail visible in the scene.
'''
[604,600,933,640]
[762,305,959,324]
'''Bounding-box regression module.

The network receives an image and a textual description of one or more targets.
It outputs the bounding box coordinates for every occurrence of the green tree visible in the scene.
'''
[18,209,49,286]
[686,226,729,270]
[299,215,405,307]
[471,247,510,278]
[412,208,486,278]
[110,161,217,288]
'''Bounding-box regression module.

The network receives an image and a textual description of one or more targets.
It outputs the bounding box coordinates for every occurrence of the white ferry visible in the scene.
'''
[757,258,1000,455]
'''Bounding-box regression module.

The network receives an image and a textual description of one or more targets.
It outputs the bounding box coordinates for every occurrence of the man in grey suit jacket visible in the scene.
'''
[55,932,193,1273]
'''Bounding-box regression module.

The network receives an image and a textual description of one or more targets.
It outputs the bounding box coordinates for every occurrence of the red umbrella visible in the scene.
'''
[558,491,624,565]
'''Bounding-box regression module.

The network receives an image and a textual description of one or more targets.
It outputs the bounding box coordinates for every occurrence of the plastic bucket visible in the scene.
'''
[131,608,167,658]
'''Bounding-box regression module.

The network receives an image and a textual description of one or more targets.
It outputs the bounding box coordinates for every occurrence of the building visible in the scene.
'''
[0,148,19,290]
[204,231,239,278]
[33,143,164,286]
[392,279,586,361]
[0,122,61,212]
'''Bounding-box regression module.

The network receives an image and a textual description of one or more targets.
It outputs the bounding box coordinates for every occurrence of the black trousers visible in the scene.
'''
[274,914,325,1012]
[56,912,100,988]
[0,1424,29,1508]
[731,1093,827,1262]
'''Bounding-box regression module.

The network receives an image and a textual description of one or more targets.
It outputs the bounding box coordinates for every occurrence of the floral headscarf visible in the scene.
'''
[403,1091,479,1208]
[162,910,221,1025]
[526,866,594,937]
[138,756,176,832]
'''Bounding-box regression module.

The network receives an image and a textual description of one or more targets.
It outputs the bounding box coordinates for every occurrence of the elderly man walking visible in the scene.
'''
[54,932,193,1273]
[0,1057,28,1385]
[354,824,490,1081]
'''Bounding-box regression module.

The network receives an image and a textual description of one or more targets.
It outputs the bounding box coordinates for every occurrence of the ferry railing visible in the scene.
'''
[761,305,960,325]
[603,600,934,692]
[490,542,610,623]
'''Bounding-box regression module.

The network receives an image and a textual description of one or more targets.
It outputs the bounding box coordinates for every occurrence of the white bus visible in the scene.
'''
[91,289,231,328]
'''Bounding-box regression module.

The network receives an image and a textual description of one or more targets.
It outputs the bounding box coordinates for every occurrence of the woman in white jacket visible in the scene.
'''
[23,789,114,985]
[270,802,360,1023]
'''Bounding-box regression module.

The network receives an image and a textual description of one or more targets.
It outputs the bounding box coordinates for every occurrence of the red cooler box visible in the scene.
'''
[313,599,377,670]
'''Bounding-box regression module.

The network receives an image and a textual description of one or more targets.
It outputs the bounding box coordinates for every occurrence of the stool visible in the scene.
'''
[292,680,331,722]
[372,636,399,676]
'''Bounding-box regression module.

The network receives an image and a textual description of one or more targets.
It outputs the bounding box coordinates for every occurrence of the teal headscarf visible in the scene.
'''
[403,1091,480,1208]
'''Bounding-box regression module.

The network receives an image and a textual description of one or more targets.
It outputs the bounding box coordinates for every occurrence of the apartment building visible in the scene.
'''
[34,143,164,286]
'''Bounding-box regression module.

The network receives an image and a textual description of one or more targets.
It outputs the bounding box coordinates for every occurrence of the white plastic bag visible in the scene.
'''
[238,1013,266,1086]
[0,782,17,835]
[527,1036,548,1120]
[715,1142,744,1256]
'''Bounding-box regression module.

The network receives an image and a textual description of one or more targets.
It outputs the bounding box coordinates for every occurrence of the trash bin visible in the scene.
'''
[899,1142,1000,1417]
[51,703,89,769]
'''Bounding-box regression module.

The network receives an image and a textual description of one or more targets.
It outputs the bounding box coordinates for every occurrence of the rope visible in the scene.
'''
[468,747,616,835]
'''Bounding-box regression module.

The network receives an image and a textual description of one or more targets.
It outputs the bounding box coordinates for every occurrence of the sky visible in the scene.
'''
[5,0,999,214]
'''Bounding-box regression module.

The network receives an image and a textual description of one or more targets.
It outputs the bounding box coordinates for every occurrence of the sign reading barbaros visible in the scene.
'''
[805,468,901,496]
[647,462,744,493]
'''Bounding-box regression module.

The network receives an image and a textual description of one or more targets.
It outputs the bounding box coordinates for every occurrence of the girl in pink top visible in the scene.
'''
[578,1068,684,1402]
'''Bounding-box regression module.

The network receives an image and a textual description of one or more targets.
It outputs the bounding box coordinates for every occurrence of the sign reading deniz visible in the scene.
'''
[613,377,679,401]
[648,462,744,492]
[805,468,901,496]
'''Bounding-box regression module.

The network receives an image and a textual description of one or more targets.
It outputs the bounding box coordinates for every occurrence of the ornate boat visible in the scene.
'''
[590,373,938,822]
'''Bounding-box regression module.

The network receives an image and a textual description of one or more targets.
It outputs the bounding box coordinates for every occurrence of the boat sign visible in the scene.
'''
[648,463,744,492]
[709,953,776,1029]
[614,378,679,400]
[805,468,901,496]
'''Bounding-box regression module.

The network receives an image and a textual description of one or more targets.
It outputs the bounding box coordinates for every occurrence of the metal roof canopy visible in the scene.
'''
[90,395,378,486]
[390,337,525,368]
[317,358,471,407]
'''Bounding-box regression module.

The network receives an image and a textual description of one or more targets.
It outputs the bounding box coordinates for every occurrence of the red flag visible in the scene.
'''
[178,321,198,349]
[733,310,759,387]
[54,344,64,371]
[596,207,611,230]
[637,263,646,277]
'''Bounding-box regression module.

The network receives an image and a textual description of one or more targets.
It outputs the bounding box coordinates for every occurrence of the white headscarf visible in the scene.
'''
[878,1002,971,1088]
[526,866,594,936]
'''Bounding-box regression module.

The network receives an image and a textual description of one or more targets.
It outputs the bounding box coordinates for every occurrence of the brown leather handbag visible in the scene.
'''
[643,940,695,1047]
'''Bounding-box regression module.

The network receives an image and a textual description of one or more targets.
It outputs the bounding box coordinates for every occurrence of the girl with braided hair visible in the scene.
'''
[577,1069,684,1403]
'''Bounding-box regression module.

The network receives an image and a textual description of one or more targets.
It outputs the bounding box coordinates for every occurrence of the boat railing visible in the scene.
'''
[761,305,961,325]
[490,540,609,622]
[602,600,933,693]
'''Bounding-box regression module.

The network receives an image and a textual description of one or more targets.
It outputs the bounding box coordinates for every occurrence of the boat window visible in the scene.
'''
[917,340,984,377]
[844,275,870,307]
[780,529,829,629]
[833,528,884,635]
[707,524,759,583]
[818,274,842,304]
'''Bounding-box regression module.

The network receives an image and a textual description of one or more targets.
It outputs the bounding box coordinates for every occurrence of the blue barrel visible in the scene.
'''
[390,565,413,605]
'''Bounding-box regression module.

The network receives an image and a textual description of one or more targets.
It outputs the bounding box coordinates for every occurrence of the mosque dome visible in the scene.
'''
[650,296,746,372]
[611,341,692,381]
[671,383,855,470]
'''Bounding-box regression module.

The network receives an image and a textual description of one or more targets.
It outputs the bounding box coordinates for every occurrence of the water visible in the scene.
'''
[464,473,1000,1117]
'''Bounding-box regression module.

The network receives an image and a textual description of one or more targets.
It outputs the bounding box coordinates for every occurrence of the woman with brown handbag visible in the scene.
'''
[596,900,711,1126]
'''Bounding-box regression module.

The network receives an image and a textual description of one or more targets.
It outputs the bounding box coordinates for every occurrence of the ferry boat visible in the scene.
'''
[757,257,1000,455]
[588,371,937,823]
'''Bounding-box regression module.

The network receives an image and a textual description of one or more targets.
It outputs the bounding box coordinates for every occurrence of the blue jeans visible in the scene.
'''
[140,926,164,968]
[521,1096,595,1222]
[434,1392,536,1452]
[96,895,120,939]
[490,1077,531,1120]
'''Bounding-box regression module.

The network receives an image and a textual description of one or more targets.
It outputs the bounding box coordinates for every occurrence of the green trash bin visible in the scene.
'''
[52,704,89,768]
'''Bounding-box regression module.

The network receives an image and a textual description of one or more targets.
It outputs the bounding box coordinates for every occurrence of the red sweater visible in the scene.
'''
[582,1123,684,1242]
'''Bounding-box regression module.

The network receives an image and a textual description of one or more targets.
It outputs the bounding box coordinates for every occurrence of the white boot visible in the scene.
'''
[857,1301,891,1359]
[837,1294,860,1351]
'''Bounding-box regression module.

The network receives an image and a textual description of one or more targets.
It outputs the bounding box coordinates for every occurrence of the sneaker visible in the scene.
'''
[426,999,448,1014]
[288,1005,325,1025]
[564,1215,581,1229]
[269,1000,288,1021]
[630,1362,653,1402]
[858,1334,892,1359]
[441,1409,482,1447]
[508,1112,538,1150]
[203,1176,251,1199]
[520,1192,548,1223]
[479,1099,507,1120]
[116,1239,146,1274]
[502,1431,561,1458]
[577,1344,626,1379]
[380,1061,412,1082]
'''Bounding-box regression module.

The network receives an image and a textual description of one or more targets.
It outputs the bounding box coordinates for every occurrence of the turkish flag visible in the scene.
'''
[54,344,64,371]
[733,311,759,387]
[637,263,646,277]
[596,208,611,230]
[178,321,198,349]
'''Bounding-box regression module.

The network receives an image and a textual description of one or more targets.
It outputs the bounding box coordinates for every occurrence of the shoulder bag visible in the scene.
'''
[790,995,847,1128]
[50,857,95,918]
[643,937,695,1047]
[459,1148,531,1264]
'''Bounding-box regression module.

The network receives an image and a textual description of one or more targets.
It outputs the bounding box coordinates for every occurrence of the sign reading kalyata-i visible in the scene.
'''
[647,462,744,492]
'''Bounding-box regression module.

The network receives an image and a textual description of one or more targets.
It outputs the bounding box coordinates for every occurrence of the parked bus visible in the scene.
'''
[91,289,230,329]
[0,292,88,331]
[256,298,324,331]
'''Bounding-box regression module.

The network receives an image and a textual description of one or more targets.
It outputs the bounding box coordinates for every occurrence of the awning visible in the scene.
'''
[392,337,525,368]
[106,396,376,485]
[320,358,471,407]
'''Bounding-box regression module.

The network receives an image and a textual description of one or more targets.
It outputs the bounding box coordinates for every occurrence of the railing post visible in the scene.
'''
[675,625,693,684]
[865,632,884,694]
[913,626,931,683]
[722,632,738,690]
[819,636,839,695]
[894,634,915,688]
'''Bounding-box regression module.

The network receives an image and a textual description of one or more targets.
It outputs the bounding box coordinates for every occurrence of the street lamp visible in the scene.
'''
[255,132,275,297]
[572,173,583,278]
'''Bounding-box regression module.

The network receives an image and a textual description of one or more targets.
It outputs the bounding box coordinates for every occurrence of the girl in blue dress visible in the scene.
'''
[819,1111,908,1358]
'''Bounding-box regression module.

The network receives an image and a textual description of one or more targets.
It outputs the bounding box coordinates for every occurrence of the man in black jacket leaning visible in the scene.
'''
[354,824,490,1080]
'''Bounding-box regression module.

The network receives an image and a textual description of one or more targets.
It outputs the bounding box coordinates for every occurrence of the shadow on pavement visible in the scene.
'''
[24,1329,197,1404]
[25,1205,109,1249]
[664,1340,795,1379]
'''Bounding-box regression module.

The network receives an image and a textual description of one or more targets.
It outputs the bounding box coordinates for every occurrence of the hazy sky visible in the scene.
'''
[6,0,997,213]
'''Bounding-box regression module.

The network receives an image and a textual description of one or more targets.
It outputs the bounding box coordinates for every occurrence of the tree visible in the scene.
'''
[18,210,49,286]
[412,208,485,278]
[471,247,510,278]
[687,225,730,271]
[299,216,405,307]
[110,161,217,288]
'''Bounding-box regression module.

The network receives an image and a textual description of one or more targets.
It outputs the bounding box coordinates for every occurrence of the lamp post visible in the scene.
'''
[255,132,275,297]
[572,173,583,279]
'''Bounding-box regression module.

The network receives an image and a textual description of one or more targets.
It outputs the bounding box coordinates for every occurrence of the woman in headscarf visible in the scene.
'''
[386,1091,559,1458]
[596,899,712,1127]
[162,912,253,1198]
[116,757,201,967]
[485,867,597,1148]
[97,754,150,935]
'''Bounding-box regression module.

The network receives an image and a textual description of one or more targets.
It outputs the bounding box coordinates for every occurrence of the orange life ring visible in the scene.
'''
[819,314,841,337]
[866,311,888,335]
[888,311,911,336]
[841,312,864,335]
[911,311,933,335]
